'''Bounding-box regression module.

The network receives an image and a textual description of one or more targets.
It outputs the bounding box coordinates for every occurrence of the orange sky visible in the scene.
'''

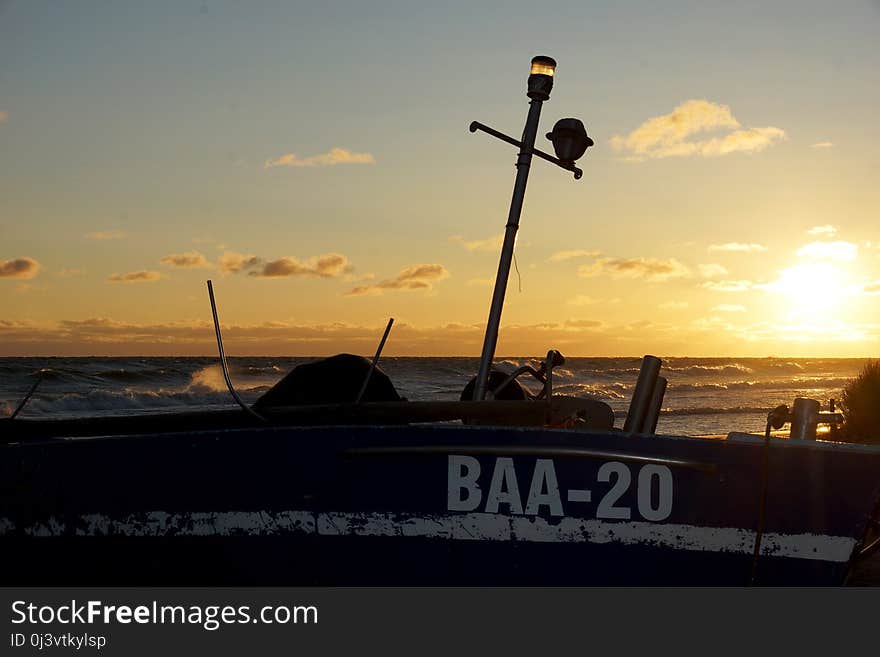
[2,3,880,357]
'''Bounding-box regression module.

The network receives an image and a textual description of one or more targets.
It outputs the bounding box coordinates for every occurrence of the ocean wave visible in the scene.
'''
[555,382,630,400]
[664,364,754,375]
[11,388,256,418]
[668,377,851,392]
[92,368,184,383]
[660,406,771,416]
[765,361,806,372]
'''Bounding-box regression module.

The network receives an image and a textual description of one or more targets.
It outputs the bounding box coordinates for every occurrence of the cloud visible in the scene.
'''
[160,250,210,268]
[85,230,125,241]
[578,257,690,282]
[449,233,504,252]
[712,304,746,313]
[548,249,601,262]
[807,224,837,237]
[264,147,375,169]
[701,280,753,292]
[610,100,785,160]
[708,242,767,253]
[218,252,261,274]
[107,271,161,283]
[345,263,450,296]
[698,263,729,278]
[659,301,689,310]
[796,240,857,262]
[564,319,604,329]
[0,316,660,357]
[249,253,352,278]
[0,257,41,279]
[811,141,833,149]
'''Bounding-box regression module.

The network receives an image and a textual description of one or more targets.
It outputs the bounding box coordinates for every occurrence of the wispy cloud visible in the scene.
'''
[0,316,674,357]
[0,257,41,279]
[610,100,785,160]
[160,250,210,268]
[548,249,601,262]
[807,224,837,237]
[708,242,767,253]
[564,319,604,329]
[107,271,161,283]
[449,233,504,252]
[796,240,857,262]
[264,148,375,169]
[85,230,125,241]
[712,304,746,312]
[217,252,261,274]
[701,280,753,292]
[698,263,729,278]
[345,264,450,296]
[811,141,833,149]
[578,257,690,282]
[659,301,689,310]
[249,253,352,278]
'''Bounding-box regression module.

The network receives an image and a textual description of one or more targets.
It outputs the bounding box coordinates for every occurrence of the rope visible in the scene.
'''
[747,414,774,585]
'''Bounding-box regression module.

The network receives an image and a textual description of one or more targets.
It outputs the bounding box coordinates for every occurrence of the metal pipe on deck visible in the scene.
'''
[639,375,667,435]
[624,355,662,433]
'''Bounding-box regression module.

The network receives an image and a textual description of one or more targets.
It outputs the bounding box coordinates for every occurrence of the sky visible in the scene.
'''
[1,0,879,357]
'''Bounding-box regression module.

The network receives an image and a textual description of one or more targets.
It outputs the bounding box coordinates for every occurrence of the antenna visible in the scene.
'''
[9,369,45,420]
[355,317,394,404]
[206,280,266,422]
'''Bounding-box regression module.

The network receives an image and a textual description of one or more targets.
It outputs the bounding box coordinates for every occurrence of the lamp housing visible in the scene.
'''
[527,56,556,101]
[545,118,593,164]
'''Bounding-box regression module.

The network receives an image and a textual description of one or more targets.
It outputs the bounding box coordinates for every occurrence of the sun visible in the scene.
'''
[765,261,850,315]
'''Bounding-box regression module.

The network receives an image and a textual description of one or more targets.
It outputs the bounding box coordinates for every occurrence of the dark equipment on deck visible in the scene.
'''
[254,354,404,409]
[460,370,528,402]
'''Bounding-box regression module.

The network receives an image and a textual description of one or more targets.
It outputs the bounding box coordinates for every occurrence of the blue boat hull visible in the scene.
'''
[2,425,879,585]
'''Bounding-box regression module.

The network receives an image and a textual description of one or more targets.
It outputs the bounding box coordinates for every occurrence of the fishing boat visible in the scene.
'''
[2,56,879,586]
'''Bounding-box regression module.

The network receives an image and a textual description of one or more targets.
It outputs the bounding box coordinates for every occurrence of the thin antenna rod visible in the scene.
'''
[9,369,45,420]
[356,317,394,404]
[207,280,265,422]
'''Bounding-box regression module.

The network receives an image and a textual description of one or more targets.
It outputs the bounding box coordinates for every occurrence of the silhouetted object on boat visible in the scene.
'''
[460,370,528,402]
[469,56,593,401]
[546,118,593,166]
[253,354,403,409]
[207,280,266,422]
[356,317,394,405]
[624,355,663,433]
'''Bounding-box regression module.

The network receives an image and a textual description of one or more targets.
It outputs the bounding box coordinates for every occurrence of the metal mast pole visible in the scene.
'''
[469,58,592,400]
[473,98,545,400]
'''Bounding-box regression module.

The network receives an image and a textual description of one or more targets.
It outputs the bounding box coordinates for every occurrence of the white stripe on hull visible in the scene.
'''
[0,511,856,563]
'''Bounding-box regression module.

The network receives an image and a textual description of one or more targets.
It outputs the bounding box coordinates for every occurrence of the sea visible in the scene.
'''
[0,356,866,436]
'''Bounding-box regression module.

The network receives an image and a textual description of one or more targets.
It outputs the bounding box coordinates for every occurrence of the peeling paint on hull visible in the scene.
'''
[0,510,857,563]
